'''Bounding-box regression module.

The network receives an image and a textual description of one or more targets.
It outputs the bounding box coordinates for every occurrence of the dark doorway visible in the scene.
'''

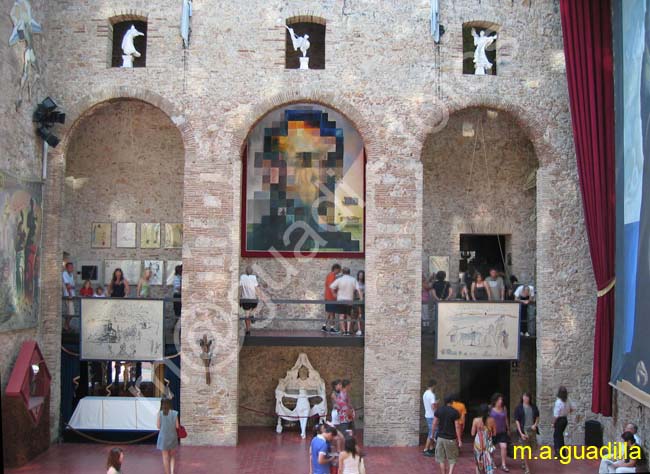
[459,361,510,434]
[459,234,508,279]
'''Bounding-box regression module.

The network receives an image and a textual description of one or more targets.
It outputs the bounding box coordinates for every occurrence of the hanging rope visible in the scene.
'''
[65,425,157,445]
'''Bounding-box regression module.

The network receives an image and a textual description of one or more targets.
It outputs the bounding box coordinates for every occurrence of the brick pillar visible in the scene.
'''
[38,148,65,441]
[179,160,240,446]
[363,155,423,446]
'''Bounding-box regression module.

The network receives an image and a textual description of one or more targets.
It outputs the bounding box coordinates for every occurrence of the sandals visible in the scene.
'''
[501,466,510,472]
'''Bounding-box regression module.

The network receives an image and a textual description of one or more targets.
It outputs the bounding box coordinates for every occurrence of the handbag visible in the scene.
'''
[177,425,188,439]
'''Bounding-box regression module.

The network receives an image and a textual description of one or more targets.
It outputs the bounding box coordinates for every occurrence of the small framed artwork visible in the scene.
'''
[91,223,111,249]
[165,260,182,286]
[78,260,102,283]
[116,222,136,248]
[143,260,163,285]
[164,223,183,248]
[141,223,161,249]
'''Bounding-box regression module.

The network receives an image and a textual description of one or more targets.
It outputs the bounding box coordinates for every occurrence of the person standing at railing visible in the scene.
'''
[172,265,182,317]
[354,270,365,337]
[485,268,505,301]
[323,264,342,333]
[137,268,153,298]
[80,279,94,297]
[62,261,76,331]
[471,272,491,301]
[108,268,130,298]
[514,285,535,335]
[330,267,358,336]
[239,265,261,336]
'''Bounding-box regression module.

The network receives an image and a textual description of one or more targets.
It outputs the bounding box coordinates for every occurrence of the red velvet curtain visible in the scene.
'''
[560,0,615,416]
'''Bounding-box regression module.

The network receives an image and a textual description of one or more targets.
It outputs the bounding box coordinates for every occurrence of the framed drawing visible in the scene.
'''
[165,260,182,286]
[428,255,450,278]
[143,260,163,285]
[80,298,164,361]
[436,302,520,360]
[78,260,102,283]
[0,172,43,331]
[116,222,136,248]
[141,223,161,249]
[91,223,111,248]
[104,259,141,286]
[243,103,365,258]
[164,223,183,248]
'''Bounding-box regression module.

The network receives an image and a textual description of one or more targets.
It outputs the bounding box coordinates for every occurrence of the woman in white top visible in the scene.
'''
[106,447,123,474]
[552,386,573,456]
[339,436,365,474]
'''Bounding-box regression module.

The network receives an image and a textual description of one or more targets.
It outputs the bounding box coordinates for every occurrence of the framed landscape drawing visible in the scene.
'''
[143,260,163,285]
[104,259,141,286]
[116,222,136,248]
[91,223,111,248]
[141,223,161,249]
[436,302,520,360]
[165,260,182,286]
[164,223,183,248]
[80,298,164,361]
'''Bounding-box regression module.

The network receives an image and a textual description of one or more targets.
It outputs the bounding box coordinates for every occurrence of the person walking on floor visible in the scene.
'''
[157,398,180,474]
[471,404,496,474]
[490,393,511,472]
[339,436,366,474]
[106,447,124,474]
[336,379,355,434]
[423,379,438,457]
[310,424,338,474]
[514,392,540,474]
[552,386,574,456]
[432,396,463,474]
[324,264,342,333]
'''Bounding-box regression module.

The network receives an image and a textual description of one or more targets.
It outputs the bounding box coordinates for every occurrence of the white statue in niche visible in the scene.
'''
[180,0,192,49]
[121,24,145,68]
[275,353,327,438]
[9,0,42,108]
[471,28,497,75]
[285,25,310,70]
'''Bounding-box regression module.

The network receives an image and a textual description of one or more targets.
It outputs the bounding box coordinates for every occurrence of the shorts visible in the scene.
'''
[240,302,258,311]
[435,437,459,464]
[325,303,338,313]
[335,304,351,315]
[426,417,434,439]
[493,432,510,445]
[519,428,538,450]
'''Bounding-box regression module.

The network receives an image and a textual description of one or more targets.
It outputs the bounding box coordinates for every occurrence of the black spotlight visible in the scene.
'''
[33,97,65,148]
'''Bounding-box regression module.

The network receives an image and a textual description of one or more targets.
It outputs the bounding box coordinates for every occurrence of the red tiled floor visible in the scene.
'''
[7,427,599,473]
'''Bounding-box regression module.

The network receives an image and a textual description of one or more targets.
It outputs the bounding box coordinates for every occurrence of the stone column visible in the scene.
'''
[179,155,241,445]
[363,152,423,446]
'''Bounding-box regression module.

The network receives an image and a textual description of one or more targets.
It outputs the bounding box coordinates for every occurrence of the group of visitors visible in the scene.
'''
[323,264,365,336]
[105,398,180,474]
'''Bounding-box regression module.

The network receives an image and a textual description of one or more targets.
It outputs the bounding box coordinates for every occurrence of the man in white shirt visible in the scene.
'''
[62,262,75,331]
[239,266,262,336]
[422,379,438,456]
[329,267,358,335]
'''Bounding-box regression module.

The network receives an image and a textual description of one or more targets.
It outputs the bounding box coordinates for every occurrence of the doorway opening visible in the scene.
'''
[459,361,510,434]
[459,234,508,279]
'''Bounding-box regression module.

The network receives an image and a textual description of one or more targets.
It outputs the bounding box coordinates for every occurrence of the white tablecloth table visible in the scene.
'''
[68,396,161,431]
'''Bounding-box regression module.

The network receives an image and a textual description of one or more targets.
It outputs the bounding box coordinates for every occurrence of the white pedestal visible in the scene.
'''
[121,55,133,68]
[299,57,310,70]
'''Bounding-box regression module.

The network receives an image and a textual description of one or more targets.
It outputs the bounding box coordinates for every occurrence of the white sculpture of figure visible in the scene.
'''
[471,28,497,75]
[180,0,192,49]
[275,353,327,438]
[9,0,42,108]
[285,25,310,70]
[121,25,145,68]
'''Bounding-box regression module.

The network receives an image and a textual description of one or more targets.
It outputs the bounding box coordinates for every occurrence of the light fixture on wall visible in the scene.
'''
[33,96,65,147]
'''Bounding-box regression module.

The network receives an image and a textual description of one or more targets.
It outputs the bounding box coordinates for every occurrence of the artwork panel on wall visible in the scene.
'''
[0,171,43,331]
[77,260,102,284]
[143,260,163,285]
[428,255,450,278]
[91,222,111,248]
[141,223,160,249]
[243,104,365,257]
[436,302,520,360]
[164,223,183,248]
[80,298,164,361]
[165,260,182,286]
[104,259,141,286]
[116,222,136,248]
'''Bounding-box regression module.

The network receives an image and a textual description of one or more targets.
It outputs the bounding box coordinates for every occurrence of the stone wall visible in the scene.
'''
[64,99,184,297]
[239,346,364,427]
[422,107,537,284]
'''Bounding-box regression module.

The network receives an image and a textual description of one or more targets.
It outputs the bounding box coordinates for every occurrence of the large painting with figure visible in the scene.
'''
[80,298,164,361]
[243,104,365,257]
[436,302,520,360]
[0,172,43,331]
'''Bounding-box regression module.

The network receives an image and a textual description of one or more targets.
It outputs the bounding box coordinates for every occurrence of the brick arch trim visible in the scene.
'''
[53,87,197,162]
[108,10,149,25]
[225,91,377,160]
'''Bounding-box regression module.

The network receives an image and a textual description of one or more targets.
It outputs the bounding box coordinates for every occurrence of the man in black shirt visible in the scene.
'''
[432,396,462,474]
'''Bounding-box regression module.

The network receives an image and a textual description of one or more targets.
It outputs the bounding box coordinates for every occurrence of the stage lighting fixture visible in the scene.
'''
[33,97,65,148]
[37,126,60,148]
